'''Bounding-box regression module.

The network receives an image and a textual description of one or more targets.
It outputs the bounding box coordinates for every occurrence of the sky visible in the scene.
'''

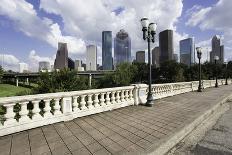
[0,0,231,72]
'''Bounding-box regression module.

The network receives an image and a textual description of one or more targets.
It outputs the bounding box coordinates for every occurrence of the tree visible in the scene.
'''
[113,62,138,86]
[33,69,89,94]
[0,65,3,83]
[159,60,185,82]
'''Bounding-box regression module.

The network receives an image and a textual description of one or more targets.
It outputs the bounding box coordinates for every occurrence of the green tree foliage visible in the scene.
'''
[33,69,89,94]
[0,65,3,83]
[159,60,185,82]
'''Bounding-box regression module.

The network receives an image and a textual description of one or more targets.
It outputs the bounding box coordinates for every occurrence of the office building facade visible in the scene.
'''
[54,42,68,69]
[159,30,174,64]
[19,63,29,73]
[102,31,113,70]
[114,29,131,67]
[136,51,145,63]
[39,61,51,71]
[86,45,97,71]
[180,38,195,66]
[210,35,224,63]
[152,47,160,67]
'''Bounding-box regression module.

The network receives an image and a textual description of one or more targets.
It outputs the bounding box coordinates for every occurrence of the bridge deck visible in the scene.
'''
[0,85,232,155]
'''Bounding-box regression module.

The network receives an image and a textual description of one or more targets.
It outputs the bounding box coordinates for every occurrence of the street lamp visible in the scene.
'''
[225,61,228,85]
[140,17,157,107]
[214,55,219,88]
[196,47,202,92]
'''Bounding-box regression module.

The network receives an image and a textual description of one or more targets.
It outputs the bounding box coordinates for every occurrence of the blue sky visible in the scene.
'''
[0,0,231,71]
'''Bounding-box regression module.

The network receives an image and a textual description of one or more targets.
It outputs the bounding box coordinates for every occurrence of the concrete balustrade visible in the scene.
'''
[0,79,231,136]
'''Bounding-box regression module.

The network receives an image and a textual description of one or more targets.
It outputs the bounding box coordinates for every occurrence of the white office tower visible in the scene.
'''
[86,45,97,71]
[19,63,29,73]
[39,61,51,72]
[75,60,84,71]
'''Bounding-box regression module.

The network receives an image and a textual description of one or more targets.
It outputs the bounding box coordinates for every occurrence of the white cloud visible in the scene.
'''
[0,54,20,71]
[186,0,232,60]
[0,0,86,55]
[40,0,184,56]
[0,0,186,67]
[28,50,55,72]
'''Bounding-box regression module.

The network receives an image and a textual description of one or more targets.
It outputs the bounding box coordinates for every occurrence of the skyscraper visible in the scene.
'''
[173,54,178,62]
[39,61,51,71]
[180,38,195,66]
[159,30,174,64]
[211,35,224,63]
[152,47,160,67]
[114,29,131,67]
[86,45,97,71]
[54,42,68,69]
[102,31,112,70]
[136,51,145,63]
[19,63,28,73]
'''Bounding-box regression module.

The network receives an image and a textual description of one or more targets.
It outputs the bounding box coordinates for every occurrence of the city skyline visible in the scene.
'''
[0,0,231,71]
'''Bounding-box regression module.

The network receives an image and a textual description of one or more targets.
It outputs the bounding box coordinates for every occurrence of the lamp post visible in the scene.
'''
[225,61,228,85]
[196,47,202,92]
[214,56,219,88]
[140,18,157,107]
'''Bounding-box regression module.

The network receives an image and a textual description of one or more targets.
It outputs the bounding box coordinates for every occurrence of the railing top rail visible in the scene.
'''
[0,85,134,105]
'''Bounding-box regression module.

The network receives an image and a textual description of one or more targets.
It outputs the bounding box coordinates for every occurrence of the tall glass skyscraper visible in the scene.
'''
[114,29,131,67]
[102,31,112,70]
[180,38,195,66]
[159,30,173,64]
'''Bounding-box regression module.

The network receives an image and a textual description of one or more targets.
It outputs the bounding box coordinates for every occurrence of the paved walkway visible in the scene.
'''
[1,85,232,155]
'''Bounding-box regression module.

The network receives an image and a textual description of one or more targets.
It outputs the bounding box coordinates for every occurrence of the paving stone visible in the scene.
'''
[108,134,124,142]
[79,135,96,145]
[31,144,50,155]
[105,142,124,154]
[86,142,104,153]
[93,148,111,155]
[136,139,152,149]
[72,147,92,155]
[99,137,115,147]
[66,139,84,152]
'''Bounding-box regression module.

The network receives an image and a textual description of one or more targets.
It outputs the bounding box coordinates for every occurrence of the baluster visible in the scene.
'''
[54,98,62,115]
[111,91,116,104]
[4,104,17,125]
[125,90,129,101]
[100,93,106,106]
[129,89,134,104]
[72,96,79,112]
[80,95,87,110]
[93,94,100,107]
[121,90,125,102]
[116,91,120,103]
[44,99,52,118]
[105,92,111,105]
[87,94,94,109]
[19,102,30,123]
[32,100,42,120]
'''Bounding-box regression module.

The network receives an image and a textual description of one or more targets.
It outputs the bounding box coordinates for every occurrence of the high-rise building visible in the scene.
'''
[211,35,224,63]
[136,51,145,63]
[152,47,160,67]
[114,29,131,67]
[86,45,97,71]
[180,38,195,66]
[68,58,74,69]
[159,30,174,64]
[19,63,28,73]
[102,31,113,70]
[173,54,178,62]
[75,60,84,71]
[220,45,224,63]
[54,42,68,69]
[39,61,51,72]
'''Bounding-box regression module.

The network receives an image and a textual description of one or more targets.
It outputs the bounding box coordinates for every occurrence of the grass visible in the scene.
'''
[0,84,32,97]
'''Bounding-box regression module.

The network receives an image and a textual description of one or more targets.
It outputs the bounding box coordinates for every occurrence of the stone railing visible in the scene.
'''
[0,79,230,136]
[0,86,135,136]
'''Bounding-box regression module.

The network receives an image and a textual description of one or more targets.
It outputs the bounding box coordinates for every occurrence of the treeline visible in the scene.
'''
[32,60,231,94]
